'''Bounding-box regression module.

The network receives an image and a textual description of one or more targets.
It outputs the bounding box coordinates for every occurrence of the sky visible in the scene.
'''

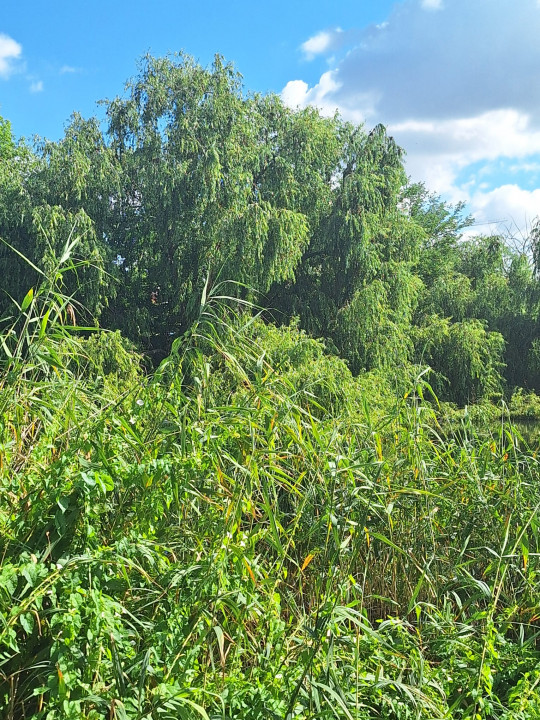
[1,0,539,240]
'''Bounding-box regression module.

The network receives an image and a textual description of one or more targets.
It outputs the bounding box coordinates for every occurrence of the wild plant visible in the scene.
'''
[1,257,539,718]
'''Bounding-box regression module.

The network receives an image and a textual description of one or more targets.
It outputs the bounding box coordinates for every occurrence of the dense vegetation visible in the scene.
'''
[1,54,540,719]
[1,54,539,397]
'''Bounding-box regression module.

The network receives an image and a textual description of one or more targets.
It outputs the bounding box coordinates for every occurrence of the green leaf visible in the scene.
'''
[1,337,13,358]
[21,287,34,312]
[19,612,35,634]
[38,308,51,339]
[57,496,70,513]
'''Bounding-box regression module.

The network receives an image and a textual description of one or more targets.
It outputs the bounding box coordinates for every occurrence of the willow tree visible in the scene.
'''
[0,116,39,316]
[0,115,110,323]
[415,224,540,394]
[97,54,345,357]
[269,124,426,372]
[2,55,429,365]
[414,316,505,404]
[0,116,15,160]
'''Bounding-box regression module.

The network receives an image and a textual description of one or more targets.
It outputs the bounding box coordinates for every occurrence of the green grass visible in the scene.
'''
[1,265,540,719]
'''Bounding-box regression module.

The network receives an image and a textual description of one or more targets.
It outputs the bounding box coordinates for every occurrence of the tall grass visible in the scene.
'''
[1,255,540,718]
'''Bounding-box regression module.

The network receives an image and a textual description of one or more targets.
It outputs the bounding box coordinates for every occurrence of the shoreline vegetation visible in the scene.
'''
[1,53,540,719]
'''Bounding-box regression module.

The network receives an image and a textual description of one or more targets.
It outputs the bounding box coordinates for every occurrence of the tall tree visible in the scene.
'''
[4,53,418,362]
[99,54,338,355]
[270,124,425,372]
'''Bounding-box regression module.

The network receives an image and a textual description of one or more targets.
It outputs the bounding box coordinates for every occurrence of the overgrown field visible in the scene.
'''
[1,277,540,720]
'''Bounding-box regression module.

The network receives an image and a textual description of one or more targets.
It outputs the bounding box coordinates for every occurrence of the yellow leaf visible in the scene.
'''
[243,557,256,584]
[301,553,315,571]
[375,435,383,461]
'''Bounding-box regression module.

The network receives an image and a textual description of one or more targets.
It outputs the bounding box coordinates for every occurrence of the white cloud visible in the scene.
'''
[60,65,78,74]
[282,70,379,125]
[464,185,540,239]
[29,80,43,93]
[283,0,540,236]
[282,71,350,116]
[393,111,540,233]
[0,33,22,78]
[391,110,540,191]
[302,31,334,59]
[508,161,540,175]
[330,0,540,124]
[421,0,444,9]
[281,79,310,107]
[300,27,346,60]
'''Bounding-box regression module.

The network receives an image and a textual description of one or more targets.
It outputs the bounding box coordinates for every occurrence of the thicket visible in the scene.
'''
[1,53,540,719]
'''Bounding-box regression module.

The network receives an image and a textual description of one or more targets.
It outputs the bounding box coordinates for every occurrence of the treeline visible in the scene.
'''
[1,53,539,402]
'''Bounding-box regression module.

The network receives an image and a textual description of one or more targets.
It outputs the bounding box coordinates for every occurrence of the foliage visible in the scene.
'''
[269,124,425,374]
[509,388,540,421]
[414,226,540,394]
[1,256,540,719]
[1,64,424,370]
[2,58,540,398]
[0,123,109,324]
[0,115,15,160]
[1,59,540,718]
[414,316,505,404]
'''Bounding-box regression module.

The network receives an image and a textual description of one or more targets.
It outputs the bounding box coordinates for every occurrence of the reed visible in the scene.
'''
[1,252,539,719]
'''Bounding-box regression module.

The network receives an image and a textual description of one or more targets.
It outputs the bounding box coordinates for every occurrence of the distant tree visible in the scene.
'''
[1,59,537,404]
[2,54,426,363]
[531,217,540,279]
[0,125,44,317]
[91,55,346,354]
[0,115,15,159]
[414,316,505,404]
[0,116,109,323]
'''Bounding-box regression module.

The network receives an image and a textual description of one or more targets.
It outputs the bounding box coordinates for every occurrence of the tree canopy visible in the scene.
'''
[1,52,539,401]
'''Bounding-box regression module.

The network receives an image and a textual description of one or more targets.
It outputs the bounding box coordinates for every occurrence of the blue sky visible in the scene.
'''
[1,0,539,238]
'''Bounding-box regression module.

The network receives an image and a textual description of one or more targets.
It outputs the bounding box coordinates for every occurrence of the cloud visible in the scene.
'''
[421,0,444,9]
[282,70,378,124]
[283,0,540,235]
[464,185,540,239]
[508,161,540,175]
[392,110,540,190]
[281,71,367,119]
[301,28,345,60]
[330,0,540,124]
[29,80,43,93]
[0,33,22,78]
[285,0,540,124]
[393,111,540,231]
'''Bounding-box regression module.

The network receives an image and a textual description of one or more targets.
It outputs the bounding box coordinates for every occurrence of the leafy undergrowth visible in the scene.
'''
[1,284,540,719]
